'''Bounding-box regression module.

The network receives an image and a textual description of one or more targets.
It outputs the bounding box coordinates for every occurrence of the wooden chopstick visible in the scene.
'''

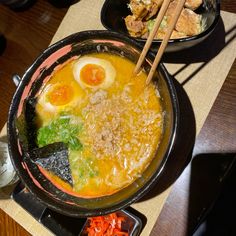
[134,0,171,75]
[134,0,186,84]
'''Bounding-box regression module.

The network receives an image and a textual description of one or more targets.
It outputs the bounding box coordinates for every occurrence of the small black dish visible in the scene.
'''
[101,0,220,52]
[79,209,142,236]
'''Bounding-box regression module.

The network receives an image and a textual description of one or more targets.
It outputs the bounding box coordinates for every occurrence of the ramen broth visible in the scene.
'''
[35,53,164,197]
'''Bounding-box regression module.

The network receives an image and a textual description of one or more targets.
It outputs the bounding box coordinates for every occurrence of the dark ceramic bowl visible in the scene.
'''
[101,0,220,52]
[7,30,179,217]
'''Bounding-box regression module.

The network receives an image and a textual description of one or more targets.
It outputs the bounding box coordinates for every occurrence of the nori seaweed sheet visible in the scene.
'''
[16,97,73,186]
[29,142,73,186]
[16,97,38,152]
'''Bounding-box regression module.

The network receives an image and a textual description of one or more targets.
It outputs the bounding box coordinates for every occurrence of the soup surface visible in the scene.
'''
[35,53,163,197]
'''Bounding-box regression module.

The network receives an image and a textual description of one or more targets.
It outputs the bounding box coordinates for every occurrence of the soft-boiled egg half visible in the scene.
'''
[37,82,82,113]
[73,56,116,89]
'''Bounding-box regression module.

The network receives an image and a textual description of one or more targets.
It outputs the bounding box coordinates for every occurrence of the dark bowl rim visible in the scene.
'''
[100,0,221,44]
[7,30,179,217]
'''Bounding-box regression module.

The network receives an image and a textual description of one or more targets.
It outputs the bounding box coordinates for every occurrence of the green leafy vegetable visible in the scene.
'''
[37,115,83,151]
[147,16,168,32]
[160,16,168,29]
[77,157,98,179]
[71,156,99,191]
[147,19,155,32]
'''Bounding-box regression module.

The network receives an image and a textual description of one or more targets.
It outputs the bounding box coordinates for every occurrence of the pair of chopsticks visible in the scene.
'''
[134,0,185,84]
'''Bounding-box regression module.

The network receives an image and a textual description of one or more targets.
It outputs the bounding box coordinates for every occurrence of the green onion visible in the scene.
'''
[37,115,83,151]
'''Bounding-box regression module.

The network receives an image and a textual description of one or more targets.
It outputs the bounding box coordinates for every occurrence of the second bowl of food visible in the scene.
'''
[8,30,179,217]
[101,0,220,52]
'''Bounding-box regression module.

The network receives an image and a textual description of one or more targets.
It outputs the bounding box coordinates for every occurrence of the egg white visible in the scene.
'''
[73,56,116,89]
[37,83,82,113]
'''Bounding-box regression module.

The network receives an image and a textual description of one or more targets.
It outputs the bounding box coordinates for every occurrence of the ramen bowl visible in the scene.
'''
[7,30,179,217]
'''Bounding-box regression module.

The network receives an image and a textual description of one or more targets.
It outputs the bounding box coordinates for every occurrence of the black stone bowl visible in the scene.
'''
[7,30,179,217]
[101,0,220,52]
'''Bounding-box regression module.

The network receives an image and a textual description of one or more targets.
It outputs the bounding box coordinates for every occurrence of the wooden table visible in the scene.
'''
[0,0,235,235]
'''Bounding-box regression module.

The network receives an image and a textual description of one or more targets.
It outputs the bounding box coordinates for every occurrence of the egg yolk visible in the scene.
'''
[80,64,105,86]
[47,84,74,106]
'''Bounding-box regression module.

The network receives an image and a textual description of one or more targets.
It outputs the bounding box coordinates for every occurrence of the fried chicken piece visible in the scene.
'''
[176,8,202,35]
[170,0,202,10]
[156,29,187,39]
[129,0,164,20]
[166,0,202,36]
[129,0,149,19]
[145,0,164,20]
[170,30,187,38]
[125,15,147,37]
[185,0,203,10]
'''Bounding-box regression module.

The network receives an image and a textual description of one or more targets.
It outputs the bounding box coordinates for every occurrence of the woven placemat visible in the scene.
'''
[1,0,236,235]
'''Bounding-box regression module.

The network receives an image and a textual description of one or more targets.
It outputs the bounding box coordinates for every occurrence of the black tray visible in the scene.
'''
[11,182,143,236]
